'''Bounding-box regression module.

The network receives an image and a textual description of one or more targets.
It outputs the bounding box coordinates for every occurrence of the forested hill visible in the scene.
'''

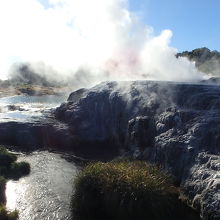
[177,47,220,76]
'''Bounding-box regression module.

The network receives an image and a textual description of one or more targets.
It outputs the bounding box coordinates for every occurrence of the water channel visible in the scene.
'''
[6,151,79,220]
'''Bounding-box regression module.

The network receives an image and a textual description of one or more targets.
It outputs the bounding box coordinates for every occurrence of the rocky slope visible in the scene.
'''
[55,80,220,220]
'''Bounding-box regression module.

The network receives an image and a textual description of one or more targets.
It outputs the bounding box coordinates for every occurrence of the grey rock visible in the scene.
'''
[67,88,88,102]
[183,153,220,220]
[55,80,220,219]
[126,116,155,158]
[0,119,74,151]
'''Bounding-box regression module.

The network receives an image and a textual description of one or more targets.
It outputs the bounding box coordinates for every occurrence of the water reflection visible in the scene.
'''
[6,151,78,220]
[5,181,17,210]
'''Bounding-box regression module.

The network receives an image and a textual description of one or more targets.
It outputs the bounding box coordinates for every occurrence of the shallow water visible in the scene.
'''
[0,95,79,219]
[0,95,67,122]
[6,151,79,220]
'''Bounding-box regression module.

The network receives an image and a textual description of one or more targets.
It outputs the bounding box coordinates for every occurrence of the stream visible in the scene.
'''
[6,151,79,220]
[0,95,80,219]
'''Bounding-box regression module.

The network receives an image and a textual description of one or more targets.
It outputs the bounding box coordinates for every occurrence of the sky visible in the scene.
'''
[129,0,220,52]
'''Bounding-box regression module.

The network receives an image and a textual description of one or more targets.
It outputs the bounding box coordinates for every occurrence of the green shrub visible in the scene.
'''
[0,205,7,218]
[0,167,8,177]
[0,148,17,167]
[0,176,6,203]
[9,162,30,180]
[71,160,182,220]
[7,210,19,220]
[0,205,18,220]
[0,147,30,180]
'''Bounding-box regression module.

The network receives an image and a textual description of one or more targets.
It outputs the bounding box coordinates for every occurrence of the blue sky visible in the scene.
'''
[129,0,220,52]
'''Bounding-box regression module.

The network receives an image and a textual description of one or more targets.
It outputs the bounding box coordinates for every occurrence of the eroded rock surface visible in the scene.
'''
[56,80,220,219]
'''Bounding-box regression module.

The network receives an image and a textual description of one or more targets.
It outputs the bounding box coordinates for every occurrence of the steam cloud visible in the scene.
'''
[0,0,205,87]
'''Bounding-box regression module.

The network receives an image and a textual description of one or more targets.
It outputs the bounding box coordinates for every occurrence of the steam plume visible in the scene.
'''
[0,0,205,86]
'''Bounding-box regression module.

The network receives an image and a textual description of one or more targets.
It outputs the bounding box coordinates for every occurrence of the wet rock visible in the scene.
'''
[7,105,25,111]
[0,119,75,152]
[126,116,156,158]
[67,88,88,102]
[183,153,220,220]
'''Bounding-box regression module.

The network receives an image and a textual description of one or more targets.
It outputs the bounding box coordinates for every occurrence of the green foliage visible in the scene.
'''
[177,47,220,75]
[7,210,19,220]
[0,205,18,220]
[0,176,6,203]
[0,147,30,180]
[9,162,30,180]
[0,147,17,167]
[72,160,181,220]
[0,167,8,177]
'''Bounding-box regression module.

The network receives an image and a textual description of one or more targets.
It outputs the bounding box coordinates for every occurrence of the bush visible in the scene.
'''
[0,205,18,220]
[0,176,6,203]
[9,162,30,180]
[7,210,19,220]
[0,148,17,167]
[71,160,182,220]
[0,147,30,180]
[0,167,8,177]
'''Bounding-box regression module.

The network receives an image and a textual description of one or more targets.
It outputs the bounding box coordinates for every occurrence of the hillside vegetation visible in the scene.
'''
[177,47,220,76]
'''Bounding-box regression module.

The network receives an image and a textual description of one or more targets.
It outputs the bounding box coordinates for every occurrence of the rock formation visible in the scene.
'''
[55,80,220,220]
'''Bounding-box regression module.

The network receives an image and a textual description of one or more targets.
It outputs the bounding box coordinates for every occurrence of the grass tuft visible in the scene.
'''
[71,160,181,220]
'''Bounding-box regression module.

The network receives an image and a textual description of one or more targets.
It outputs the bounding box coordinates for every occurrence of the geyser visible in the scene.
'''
[0,0,205,88]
